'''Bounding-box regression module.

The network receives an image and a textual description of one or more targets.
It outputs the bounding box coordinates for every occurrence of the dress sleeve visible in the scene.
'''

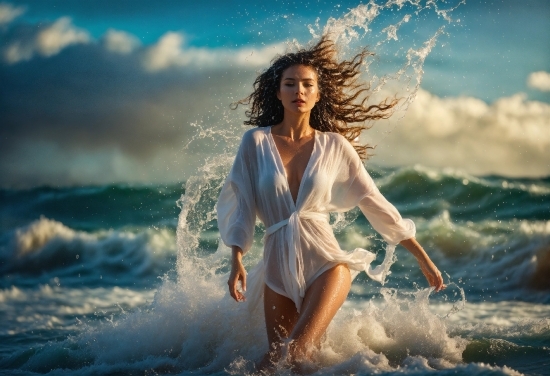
[216,133,257,255]
[358,185,416,245]
[330,134,416,245]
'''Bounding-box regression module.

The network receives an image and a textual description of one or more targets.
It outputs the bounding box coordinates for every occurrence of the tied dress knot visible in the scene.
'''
[265,211,329,300]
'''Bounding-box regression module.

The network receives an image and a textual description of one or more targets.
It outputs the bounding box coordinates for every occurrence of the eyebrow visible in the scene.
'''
[282,77,315,81]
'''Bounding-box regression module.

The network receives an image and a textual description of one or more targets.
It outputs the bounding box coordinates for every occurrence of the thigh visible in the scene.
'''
[264,284,300,347]
[289,263,351,352]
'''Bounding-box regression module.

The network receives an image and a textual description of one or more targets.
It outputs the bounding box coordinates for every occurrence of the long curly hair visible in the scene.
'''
[231,35,398,160]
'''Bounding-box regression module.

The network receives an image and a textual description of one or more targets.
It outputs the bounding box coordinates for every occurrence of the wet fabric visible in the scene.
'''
[217,127,415,311]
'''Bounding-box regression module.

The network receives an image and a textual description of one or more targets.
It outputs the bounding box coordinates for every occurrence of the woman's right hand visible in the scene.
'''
[228,246,247,302]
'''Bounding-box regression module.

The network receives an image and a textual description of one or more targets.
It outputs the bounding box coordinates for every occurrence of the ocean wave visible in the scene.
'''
[0,217,176,287]
[343,207,550,303]
[0,168,548,373]
[376,165,550,195]
[3,277,542,375]
[425,216,550,301]
[0,285,155,336]
[0,183,182,233]
[372,165,550,222]
[0,274,467,374]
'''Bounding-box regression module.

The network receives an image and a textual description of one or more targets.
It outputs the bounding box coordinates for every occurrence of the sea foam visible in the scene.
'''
[1,217,176,287]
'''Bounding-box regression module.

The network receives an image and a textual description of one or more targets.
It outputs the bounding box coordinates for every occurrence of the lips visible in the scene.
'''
[292,99,306,103]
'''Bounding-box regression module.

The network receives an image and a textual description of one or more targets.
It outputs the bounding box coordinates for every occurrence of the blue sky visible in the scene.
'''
[1,0,549,187]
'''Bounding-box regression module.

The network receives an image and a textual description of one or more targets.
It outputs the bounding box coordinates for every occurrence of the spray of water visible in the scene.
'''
[176,0,467,287]
[33,1,468,373]
[168,0,468,372]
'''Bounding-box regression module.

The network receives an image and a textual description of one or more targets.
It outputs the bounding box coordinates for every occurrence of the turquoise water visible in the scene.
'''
[1,165,549,375]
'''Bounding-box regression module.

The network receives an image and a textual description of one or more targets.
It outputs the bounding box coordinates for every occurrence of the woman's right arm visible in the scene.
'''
[228,245,247,302]
[217,131,256,302]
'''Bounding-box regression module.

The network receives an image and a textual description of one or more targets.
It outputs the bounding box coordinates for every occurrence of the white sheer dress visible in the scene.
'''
[217,127,416,312]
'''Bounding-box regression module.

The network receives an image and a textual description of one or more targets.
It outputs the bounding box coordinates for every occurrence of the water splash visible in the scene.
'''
[170,0,468,371]
[306,0,464,113]
[177,0,466,267]
[0,2,477,374]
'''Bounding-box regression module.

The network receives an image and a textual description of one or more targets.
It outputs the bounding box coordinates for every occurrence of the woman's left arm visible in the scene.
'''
[400,237,445,291]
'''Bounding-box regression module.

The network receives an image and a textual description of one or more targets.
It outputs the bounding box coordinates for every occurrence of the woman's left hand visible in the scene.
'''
[417,258,445,292]
[400,238,446,292]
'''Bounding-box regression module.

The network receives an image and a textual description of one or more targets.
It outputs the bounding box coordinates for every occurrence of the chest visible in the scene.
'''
[271,135,315,186]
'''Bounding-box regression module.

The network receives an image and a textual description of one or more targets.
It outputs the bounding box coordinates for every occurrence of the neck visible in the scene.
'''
[274,112,314,140]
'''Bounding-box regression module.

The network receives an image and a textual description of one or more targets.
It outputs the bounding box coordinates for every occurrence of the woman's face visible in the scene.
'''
[277,64,320,114]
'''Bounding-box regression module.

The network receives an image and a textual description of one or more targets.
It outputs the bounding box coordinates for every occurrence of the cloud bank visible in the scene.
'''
[1,5,548,187]
[142,32,284,72]
[3,17,90,63]
[0,16,287,187]
[369,89,550,177]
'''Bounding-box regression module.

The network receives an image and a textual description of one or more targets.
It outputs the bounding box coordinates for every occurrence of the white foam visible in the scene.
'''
[15,216,85,256]
[4,217,176,279]
[12,216,176,257]
[65,278,472,373]
[519,220,550,236]
[0,285,155,336]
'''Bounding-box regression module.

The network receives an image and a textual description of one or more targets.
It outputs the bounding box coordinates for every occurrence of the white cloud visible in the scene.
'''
[3,17,90,63]
[36,17,90,56]
[143,31,285,72]
[143,32,183,71]
[0,2,25,25]
[103,29,141,54]
[527,71,550,92]
[369,88,550,177]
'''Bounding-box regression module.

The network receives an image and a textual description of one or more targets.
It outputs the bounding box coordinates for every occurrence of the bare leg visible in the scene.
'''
[258,264,351,373]
[258,285,300,371]
[287,264,351,369]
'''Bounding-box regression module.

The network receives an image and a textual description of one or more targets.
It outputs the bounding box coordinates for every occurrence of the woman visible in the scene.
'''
[217,36,445,372]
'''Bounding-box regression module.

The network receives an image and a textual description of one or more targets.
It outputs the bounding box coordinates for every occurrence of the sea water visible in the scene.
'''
[1,1,549,375]
[1,166,549,375]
